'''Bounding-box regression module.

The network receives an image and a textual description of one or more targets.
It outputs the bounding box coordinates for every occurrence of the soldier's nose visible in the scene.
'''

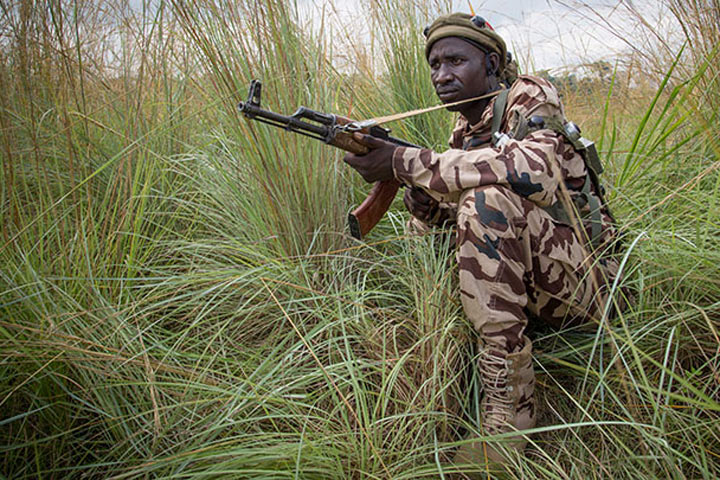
[434,65,453,84]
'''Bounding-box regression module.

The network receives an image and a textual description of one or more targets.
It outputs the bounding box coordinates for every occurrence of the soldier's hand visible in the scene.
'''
[404,187,439,222]
[343,133,396,183]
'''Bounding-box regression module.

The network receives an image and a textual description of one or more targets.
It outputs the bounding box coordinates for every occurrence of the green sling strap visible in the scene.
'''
[491,89,509,137]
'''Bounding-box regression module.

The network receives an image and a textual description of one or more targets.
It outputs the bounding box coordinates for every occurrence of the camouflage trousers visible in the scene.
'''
[456,185,619,353]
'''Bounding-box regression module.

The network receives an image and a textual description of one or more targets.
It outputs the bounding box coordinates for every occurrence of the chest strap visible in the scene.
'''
[491,89,509,137]
[462,88,508,150]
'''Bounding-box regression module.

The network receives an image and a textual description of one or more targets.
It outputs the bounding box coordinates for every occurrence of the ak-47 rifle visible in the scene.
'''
[237,80,421,240]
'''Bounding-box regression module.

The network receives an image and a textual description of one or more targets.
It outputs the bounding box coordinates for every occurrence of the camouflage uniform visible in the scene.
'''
[393,75,621,460]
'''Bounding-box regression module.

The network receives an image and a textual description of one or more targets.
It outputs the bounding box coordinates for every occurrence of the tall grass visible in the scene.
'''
[1,0,719,478]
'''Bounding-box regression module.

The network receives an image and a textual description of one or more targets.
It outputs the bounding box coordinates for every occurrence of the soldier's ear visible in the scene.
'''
[485,52,500,76]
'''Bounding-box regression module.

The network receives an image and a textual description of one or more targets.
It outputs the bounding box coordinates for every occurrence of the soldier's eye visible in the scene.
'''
[451,57,464,66]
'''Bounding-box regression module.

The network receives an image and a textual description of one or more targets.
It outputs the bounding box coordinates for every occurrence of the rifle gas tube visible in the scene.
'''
[238,80,421,240]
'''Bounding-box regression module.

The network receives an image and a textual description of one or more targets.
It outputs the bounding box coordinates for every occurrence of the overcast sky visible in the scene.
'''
[297,0,666,72]
[122,0,669,72]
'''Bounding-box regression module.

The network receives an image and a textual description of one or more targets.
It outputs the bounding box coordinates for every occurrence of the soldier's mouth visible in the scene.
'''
[437,90,459,101]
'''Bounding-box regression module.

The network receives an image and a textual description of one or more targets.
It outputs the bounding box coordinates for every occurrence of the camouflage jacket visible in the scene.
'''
[393,75,616,249]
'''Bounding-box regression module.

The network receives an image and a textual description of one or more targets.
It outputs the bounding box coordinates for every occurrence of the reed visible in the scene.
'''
[1,0,718,478]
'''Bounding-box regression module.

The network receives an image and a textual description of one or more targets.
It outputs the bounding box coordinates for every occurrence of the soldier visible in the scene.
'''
[343,13,623,465]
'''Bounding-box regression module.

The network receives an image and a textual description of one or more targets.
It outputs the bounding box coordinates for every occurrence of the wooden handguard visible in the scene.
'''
[330,115,369,155]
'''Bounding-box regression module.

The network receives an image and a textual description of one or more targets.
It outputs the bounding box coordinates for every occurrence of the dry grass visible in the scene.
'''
[1,1,718,478]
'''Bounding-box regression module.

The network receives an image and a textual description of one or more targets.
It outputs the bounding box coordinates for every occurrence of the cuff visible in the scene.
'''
[391,146,407,182]
[392,146,426,186]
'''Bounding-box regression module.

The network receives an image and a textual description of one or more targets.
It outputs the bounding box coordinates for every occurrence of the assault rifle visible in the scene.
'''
[238,80,421,240]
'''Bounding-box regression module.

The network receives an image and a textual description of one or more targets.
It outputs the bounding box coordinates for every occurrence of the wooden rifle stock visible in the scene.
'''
[238,80,419,240]
[329,116,402,240]
[347,179,402,240]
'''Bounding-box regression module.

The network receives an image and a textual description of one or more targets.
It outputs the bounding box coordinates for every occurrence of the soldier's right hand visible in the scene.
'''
[403,187,439,222]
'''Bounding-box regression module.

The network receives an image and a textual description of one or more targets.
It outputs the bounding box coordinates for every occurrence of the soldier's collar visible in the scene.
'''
[462,96,496,137]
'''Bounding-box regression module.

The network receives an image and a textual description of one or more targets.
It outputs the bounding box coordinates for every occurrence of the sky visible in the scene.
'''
[297,0,667,72]
[121,0,671,73]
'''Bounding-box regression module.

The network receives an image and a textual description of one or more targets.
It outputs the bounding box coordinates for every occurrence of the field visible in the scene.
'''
[1,0,719,478]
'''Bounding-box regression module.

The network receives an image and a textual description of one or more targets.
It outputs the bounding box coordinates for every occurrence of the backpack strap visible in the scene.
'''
[485,90,609,249]
[490,89,509,137]
[540,116,607,248]
[513,115,608,249]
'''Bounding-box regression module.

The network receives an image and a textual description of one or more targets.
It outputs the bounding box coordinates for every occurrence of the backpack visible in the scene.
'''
[488,88,612,249]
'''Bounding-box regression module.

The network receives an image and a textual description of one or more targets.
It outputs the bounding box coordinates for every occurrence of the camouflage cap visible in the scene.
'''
[424,13,507,73]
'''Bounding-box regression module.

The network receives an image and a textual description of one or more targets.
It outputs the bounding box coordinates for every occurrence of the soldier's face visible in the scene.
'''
[428,37,491,113]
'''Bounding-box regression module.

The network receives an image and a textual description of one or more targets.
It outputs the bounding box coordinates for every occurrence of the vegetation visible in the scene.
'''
[1,0,718,478]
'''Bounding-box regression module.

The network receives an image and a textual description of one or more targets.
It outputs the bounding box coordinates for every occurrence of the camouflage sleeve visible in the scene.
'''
[405,201,457,235]
[392,76,567,208]
[392,131,563,208]
[417,201,457,226]
[430,201,457,226]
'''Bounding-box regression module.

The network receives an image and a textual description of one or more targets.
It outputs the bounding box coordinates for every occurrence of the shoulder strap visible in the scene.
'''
[488,96,612,249]
[522,115,610,249]
[490,89,509,136]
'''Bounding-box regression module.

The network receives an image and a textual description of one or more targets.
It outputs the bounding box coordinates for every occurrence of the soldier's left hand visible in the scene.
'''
[343,133,397,183]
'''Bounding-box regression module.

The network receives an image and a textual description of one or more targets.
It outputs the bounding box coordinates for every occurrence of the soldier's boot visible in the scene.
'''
[454,336,536,466]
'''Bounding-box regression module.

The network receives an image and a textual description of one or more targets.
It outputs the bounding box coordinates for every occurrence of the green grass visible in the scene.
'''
[1,0,719,478]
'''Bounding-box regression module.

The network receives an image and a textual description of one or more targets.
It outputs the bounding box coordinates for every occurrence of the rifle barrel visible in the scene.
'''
[239,101,331,141]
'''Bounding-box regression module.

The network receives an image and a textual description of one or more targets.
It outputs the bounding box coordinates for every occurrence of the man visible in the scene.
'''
[344,13,622,464]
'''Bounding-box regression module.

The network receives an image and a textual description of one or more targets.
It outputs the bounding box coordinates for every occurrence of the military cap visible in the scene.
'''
[424,13,507,73]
